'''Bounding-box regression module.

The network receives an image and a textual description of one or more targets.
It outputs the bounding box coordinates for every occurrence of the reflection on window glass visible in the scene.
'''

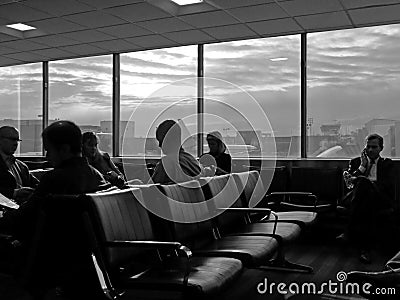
[204,36,300,158]
[49,55,112,153]
[0,63,42,156]
[308,25,400,158]
[120,46,197,156]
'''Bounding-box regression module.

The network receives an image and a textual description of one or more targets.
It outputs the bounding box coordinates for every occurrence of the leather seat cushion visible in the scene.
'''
[125,256,242,296]
[196,235,278,267]
[275,211,317,225]
[231,222,301,242]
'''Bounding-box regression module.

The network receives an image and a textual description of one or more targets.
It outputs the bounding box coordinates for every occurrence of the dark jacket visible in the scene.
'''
[35,156,106,196]
[348,156,395,201]
[0,156,39,199]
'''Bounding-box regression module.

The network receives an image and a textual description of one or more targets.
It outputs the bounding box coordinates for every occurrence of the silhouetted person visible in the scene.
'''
[338,133,395,264]
[0,126,38,203]
[151,120,202,184]
[82,131,126,188]
[200,131,231,175]
[0,121,107,299]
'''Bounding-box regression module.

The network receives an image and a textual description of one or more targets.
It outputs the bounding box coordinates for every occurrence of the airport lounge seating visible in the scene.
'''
[85,187,244,299]
[199,173,312,273]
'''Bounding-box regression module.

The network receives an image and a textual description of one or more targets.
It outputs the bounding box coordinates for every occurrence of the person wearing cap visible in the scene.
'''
[0,126,39,203]
[200,131,231,175]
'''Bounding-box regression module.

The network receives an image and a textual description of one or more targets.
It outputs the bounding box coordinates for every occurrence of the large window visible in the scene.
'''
[308,24,400,158]
[120,46,197,156]
[204,36,301,158]
[49,55,112,153]
[0,63,42,155]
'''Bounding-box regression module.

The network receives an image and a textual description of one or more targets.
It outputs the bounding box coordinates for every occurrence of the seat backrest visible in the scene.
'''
[290,167,343,205]
[156,181,215,249]
[86,188,155,269]
[24,194,101,296]
[233,170,267,208]
[199,174,244,235]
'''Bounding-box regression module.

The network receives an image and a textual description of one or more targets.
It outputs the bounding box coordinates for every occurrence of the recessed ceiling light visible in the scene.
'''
[6,23,36,31]
[270,57,288,62]
[171,0,203,5]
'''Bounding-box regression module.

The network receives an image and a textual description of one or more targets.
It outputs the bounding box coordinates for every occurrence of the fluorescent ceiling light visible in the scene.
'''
[170,0,203,5]
[6,23,36,31]
[270,57,288,62]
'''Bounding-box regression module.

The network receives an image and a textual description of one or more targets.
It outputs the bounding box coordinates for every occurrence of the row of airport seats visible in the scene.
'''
[22,171,318,300]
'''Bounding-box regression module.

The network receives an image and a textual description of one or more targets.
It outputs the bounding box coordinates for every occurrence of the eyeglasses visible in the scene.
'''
[1,136,22,142]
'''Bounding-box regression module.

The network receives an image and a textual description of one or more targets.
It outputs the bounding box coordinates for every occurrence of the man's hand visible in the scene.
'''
[14,187,34,203]
[360,148,368,168]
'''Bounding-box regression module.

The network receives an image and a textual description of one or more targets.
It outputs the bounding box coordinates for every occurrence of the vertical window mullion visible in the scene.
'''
[113,54,120,157]
[197,44,204,158]
[301,33,307,158]
[42,61,49,156]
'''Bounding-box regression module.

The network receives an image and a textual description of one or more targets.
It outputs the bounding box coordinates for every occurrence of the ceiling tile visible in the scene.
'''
[1,40,48,51]
[164,29,215,44]
[341,0,399,9]
[137,17,194,33]
[62,43,107,56]
[77,0,143,9]
[4,52,47,62]
[206,0,273,9]
[0,45,16,55]
[278,0,343,16]
[125,35,176,48]
[105,2,171,22]
[24,0,94,16]
[63,30,116,43]
[97,24,153,38]
[248,18,303,36]
[296,11,352,30]
[0,3,52,22]
[180,11,239,28]
[64,11,127,28]
[28,18,86,34]
[203,24,257,40]
[0,16,11,26]
[350,4,400,25]
[90,39,141,52]
[30,48,76,59]
[228,3,289,22]
[0,56,22,66]
[29,35,81,47]
[0,32,18,42]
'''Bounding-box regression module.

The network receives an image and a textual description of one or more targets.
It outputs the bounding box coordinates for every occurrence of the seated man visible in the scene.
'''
[150,119,203,184]
[0,126,39,203]
[0,120,107,299]
[338,133,395,263]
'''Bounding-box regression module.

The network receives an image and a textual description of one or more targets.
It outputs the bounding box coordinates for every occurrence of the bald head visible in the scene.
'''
[0,126,21,155]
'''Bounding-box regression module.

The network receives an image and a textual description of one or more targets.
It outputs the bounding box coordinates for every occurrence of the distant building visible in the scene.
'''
[320,124,341,136]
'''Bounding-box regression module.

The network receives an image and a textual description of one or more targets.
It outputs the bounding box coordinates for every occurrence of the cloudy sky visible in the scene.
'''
[1,23,400,138]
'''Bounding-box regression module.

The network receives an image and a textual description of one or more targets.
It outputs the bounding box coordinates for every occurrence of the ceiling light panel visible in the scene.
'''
[6,23,36,31]
[170,0,203,5]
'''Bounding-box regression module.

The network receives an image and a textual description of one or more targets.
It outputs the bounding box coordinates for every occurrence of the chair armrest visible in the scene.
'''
[266,192,318,211]
[104,240,192,259]
[217,208,279,235]
[105,240,192,287]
